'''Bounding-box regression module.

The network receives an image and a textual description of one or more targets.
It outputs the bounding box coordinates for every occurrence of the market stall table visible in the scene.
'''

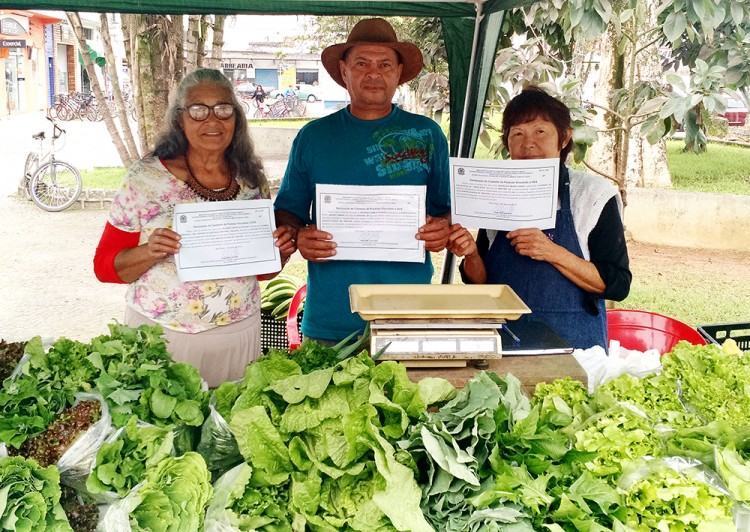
[406,353,587,393]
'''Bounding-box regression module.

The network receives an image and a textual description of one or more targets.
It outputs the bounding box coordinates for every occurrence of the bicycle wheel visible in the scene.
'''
[20,152,39,198]
[55,103,71,121]
[30,161,82,212]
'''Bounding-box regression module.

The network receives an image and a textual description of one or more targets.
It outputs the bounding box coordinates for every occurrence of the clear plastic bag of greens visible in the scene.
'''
[617,456,736,532]
[84,417,175,504]
[97,482,143,532]
[196,401,242,476]
[204,462,253,532]
[736,504,750,532]
[57,392,114,488]
[170,378,211,455]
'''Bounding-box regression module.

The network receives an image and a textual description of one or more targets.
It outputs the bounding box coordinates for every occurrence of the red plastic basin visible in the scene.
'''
[607,309,707,354]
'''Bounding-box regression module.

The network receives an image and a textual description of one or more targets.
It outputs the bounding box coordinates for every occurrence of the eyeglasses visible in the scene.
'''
[181,103,235,121]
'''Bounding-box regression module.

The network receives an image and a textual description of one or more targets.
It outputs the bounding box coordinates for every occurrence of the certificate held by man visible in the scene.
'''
[450,157,560,231]
[173,199,281,282]
[316,184,426,262]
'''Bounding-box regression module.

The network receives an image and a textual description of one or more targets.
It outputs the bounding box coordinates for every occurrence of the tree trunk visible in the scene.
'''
[585,25,622,186]
[100,13,139,162]
[130,15,177,151]
[207,15,226,69]
[173,14,184,84]
[185,15,200,72]
[585,0,672,198]
[196,15,209,68]
[120,14,133,87]
[626,0,671,187]
[66,12,132,167]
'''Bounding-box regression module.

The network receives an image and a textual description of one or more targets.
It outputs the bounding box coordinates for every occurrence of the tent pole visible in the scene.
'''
[456,0,484,156]
[442,0,483,285]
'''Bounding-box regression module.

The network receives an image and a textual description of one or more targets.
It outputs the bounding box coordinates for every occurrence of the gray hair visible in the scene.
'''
[152,68,267,191]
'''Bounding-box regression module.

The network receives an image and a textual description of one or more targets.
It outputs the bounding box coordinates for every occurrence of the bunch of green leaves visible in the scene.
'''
[593,372,702,429]
[287,329,370,374]
[530,377,594,440]
[205,462,293,531]
[0,456,72,531]
[87,323,208,428]
[86,416,174,497]
[0,337,95,448]
[617,460,735,531]
[715,443,750,502]
[400,370,625,531]
[399,372,539,531]
[660,341,750,427]
[572,406,663,478]
[129,452,212,532]
[200,331,374,478]
[473,458,621,531]
[224,351,454,531]
[665,421,744,468]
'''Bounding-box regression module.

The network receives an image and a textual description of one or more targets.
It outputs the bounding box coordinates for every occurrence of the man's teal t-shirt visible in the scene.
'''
[274,105,450,341]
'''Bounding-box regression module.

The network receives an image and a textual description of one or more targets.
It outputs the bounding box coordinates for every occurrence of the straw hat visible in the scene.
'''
[321,18,424,88]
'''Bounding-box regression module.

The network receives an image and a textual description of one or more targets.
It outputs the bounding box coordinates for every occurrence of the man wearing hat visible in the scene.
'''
[274,18,451,343]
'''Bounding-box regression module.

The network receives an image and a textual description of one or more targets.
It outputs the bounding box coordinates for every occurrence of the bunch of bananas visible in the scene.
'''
[260,274,305,321]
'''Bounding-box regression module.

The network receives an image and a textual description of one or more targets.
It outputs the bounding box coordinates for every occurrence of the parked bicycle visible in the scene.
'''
[47,91,104,122]
[252,95,307,119]
[20,117,82,212]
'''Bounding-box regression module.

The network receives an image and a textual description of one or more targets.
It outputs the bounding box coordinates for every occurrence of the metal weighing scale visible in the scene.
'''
[349,284,531,368]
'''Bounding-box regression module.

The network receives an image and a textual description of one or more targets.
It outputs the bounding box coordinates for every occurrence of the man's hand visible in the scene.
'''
[297,224,337,262]
[507,228,561,262]
[446,224,478,258]
[273,225,297,261]
[416,215,451,252]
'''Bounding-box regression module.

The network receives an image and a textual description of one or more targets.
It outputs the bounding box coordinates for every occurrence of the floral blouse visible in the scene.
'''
[109,156,268,333]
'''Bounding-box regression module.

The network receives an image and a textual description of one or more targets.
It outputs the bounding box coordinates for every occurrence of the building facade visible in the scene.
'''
[0,10,62,117]
[0,10,110,118]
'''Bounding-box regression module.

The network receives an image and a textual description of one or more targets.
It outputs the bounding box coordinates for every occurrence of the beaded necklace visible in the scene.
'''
[184,156,240,201]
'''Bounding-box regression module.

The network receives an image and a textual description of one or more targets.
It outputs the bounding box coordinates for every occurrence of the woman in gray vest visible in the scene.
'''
[448,87,631,349]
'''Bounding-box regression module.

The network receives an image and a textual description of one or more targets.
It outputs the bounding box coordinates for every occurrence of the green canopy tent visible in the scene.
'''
[2,0,532,278]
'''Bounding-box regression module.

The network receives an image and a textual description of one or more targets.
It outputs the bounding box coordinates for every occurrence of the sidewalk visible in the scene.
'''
[0,195,126,342]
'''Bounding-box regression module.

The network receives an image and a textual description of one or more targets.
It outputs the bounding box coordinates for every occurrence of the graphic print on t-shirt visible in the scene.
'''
[364,127,432,179]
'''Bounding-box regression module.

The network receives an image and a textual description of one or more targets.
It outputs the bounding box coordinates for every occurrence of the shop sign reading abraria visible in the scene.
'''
[1,39,25,48]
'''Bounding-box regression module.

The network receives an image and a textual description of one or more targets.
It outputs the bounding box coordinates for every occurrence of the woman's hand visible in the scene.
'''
[146,227,181,260]
[506,228,563,262]
[274,225,297,261]
[508,228,606,294]
[416,216,451,252]
[447,224,478,257]
[297,224,336,262]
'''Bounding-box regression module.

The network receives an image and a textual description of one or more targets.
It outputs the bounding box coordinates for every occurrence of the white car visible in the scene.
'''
[296,83,324,102]
[235,81,256,95]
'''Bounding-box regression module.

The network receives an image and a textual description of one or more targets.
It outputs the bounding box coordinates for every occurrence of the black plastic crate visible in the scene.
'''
[260,310,303,352]
[697,322,750,350]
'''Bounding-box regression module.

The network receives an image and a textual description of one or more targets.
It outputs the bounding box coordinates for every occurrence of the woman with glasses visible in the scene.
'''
[94,68,297,386]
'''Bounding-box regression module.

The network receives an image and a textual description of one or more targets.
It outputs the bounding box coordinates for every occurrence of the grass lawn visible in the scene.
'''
[81,167,126,190]
[618,275,750,326]
[666,140,750,195]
